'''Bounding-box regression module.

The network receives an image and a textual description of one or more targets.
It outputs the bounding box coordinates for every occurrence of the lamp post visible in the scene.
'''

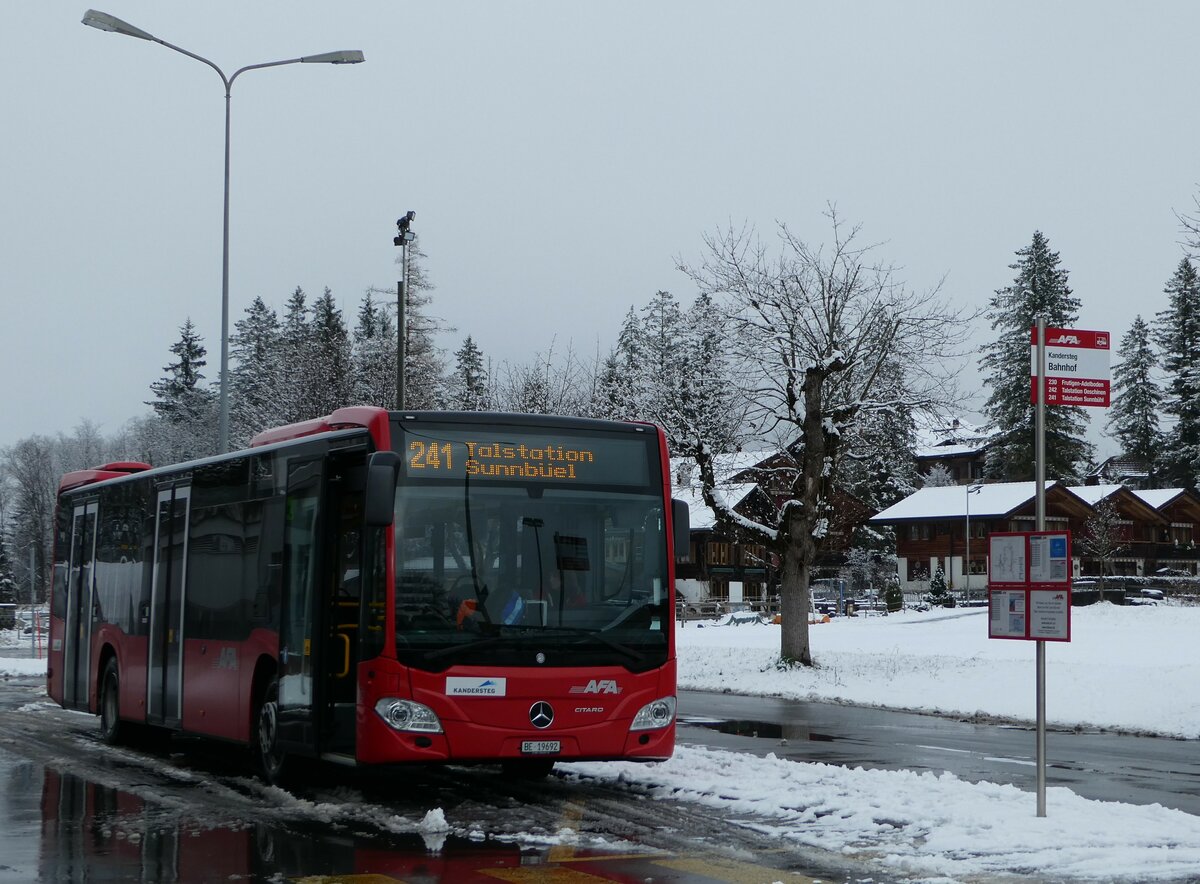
[82,10,364,453]
[965,482,982,603]
[28,541,37,659]
[393,212,416,410]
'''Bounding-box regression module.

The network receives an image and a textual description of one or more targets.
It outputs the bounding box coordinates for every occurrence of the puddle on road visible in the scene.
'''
[684,717,837,742]
[0,761,616,883]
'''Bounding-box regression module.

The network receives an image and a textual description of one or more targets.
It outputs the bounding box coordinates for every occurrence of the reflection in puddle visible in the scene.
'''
[686,718,837,742]
[20,766,572,883]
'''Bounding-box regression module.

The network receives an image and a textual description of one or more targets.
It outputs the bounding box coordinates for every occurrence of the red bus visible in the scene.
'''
[48,408,688,781]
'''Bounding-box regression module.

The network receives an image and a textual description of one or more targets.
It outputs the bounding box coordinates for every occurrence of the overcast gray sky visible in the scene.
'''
[4,2,1199,454]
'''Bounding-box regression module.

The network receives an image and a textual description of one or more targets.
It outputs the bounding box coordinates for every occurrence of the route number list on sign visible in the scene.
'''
[1030,326,1110,407]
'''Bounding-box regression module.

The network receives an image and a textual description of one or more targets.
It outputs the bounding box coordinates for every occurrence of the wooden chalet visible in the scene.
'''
[871,482,1200,592]
[672,450,874,609]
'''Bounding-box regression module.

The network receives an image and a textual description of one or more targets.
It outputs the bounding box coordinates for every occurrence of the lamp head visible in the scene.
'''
[81,9,156,41]
[301,50,365,65]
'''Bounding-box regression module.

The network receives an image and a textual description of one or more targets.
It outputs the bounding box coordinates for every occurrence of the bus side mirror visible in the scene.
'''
[672,498,690,560]
[365,452,400,526]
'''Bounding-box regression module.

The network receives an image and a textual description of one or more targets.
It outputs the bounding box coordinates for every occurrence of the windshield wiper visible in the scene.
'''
[421,625,646,665]
[421,625,543,663]
[552,627,646,664]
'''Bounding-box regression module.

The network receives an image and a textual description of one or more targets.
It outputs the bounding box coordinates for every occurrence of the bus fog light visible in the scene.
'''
[630,696,676,731]
[375,698,443,733]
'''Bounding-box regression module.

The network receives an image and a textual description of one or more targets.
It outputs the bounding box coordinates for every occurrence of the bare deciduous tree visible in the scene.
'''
[678,208,973,666]
[1077,497,1125,598]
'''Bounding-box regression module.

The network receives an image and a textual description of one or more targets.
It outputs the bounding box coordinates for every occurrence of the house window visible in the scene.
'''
[707,543,732,566]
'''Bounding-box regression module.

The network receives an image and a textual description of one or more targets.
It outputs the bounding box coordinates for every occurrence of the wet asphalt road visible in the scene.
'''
[677,690,1200,815]
[1,654,1198,882]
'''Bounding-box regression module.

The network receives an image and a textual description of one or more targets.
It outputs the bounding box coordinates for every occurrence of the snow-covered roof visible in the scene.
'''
[870,481,1060,522]
[915,442,979,458]
[1134,488,1189,510]
[670,452,778,489]
[1068,484,1124,506]
[675,483,759,530]
[912,418,991,458]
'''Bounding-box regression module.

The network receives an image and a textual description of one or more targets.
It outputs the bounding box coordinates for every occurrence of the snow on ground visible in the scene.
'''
[4,605,1200,881]
[675,603,1200,738]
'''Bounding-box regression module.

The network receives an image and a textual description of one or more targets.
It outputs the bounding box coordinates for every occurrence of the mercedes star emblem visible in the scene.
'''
[529,701,554,729]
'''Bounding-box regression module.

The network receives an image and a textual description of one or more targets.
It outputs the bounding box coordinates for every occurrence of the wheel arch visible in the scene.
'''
[248,654,278,741]
[94,643,119,715]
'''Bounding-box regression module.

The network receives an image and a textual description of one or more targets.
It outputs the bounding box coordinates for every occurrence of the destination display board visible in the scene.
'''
[400,426,653,486]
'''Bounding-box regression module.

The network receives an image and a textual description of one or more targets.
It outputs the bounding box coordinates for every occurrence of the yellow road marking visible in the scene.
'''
[477,868,614,882]
[291,875,404,884]
[547,801,585,863]
[654,856,817,883]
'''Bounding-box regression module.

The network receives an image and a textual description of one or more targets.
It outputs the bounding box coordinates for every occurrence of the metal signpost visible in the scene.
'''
[985,318,1110,817]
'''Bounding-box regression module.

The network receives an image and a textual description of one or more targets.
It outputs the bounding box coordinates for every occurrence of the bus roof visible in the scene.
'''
[250,405,392,448]
[58,461,152,494]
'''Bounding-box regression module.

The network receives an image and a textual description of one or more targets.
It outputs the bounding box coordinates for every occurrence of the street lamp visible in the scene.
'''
[965,482,983,603]
[82,10,364,453]
[393,211,416,410]
[27,541,37,659]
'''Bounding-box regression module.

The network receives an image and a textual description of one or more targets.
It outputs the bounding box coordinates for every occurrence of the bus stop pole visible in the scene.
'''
[1035,315,1047,817]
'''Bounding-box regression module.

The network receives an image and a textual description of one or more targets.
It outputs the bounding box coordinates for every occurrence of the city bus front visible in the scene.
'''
[356,415,684,770]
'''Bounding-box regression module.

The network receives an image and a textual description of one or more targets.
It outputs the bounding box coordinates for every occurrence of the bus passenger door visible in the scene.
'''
[323,454,367,757]
[277,458,323,753]
[148,485,190,727]
[63,501,98,711]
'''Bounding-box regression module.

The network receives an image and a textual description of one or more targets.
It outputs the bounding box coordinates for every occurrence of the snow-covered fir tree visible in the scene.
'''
[675,292,742,456]
[307,288,353,416]
[229,296,283,446]
[351,290,399,408]
[447,336,491,411]
[926,564,951,606]
[145,318,217,460]
[1155,259,1200,489]
[397,237,446,409]
[594,307,644,420]
[638,291,687,424]
[980,231,1092,482]
[1106,315,1161,484]
[591,351,625,420]
[279,287,317,423]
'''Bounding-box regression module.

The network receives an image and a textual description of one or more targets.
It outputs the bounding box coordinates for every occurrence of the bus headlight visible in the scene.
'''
[629,696,676,731]
[375,698,444,733]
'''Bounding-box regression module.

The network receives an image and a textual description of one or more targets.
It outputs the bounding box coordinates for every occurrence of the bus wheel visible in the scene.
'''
[501,759,555,780]
[99,658,123,745]
[256,679,288,785]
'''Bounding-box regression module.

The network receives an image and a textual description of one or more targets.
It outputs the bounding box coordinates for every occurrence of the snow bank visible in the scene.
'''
[677,604,1200,738]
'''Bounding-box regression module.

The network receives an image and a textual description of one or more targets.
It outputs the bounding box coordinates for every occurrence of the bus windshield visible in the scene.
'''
[392,478,670,672]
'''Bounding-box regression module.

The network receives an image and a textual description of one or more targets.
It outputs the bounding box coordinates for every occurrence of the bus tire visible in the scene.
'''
[99,658,123,746]
[255,678,289,786]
